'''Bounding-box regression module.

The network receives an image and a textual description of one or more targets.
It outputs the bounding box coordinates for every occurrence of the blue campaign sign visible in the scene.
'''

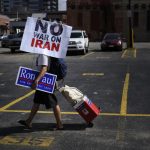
[16,66,57,93]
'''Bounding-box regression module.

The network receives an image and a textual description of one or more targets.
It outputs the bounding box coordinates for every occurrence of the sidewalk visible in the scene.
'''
[133,42,150,49]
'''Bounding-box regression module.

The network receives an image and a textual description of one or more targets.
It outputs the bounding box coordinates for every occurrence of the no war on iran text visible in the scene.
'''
[20,17,72,58]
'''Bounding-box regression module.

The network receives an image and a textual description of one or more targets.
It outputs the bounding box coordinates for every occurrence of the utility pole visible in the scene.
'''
[128,0,134,48]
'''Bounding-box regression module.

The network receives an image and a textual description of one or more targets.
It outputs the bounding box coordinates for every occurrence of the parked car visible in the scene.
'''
[0,34,8,41]
[1,34,17,48]
[9,32,23,53]
[68,30,89,55]
[101,33,123,51]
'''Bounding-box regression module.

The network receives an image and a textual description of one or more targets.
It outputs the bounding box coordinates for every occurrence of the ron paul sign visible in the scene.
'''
[16,66,57,93]
[20,17,72,58]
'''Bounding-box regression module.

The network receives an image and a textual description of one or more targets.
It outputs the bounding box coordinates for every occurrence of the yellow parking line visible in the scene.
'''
[0,109,120,116]
[0,90,35,111]
[121,49,127,58]
[121,48,137,58]
[1,109,150,117]
[82,73,104,76]
[80,52,95,59]
[134,48,137,58]
[120,73,130,116]
[126,114,150,117]
[0,109,119,116]
[1,109,78,114]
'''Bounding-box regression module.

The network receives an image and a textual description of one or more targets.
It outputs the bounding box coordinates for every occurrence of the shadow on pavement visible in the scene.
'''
[0,51,26,55]
[0,123,88,136]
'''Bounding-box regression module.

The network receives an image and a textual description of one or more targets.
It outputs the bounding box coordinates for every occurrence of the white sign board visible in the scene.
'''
[20,17,72,58]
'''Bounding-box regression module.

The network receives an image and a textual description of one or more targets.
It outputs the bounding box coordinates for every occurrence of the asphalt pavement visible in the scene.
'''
[0,45,150,150]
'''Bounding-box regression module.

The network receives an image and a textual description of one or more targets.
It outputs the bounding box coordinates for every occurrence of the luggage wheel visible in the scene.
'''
[87,122,94,128]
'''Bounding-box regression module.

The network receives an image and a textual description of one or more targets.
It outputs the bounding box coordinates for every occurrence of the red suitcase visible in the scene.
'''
[73,96,100,126]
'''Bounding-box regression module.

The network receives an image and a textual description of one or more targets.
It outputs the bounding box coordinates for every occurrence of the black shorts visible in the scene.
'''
[33,90,58,109]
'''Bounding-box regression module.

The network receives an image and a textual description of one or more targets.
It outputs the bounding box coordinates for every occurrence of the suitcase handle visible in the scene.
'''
[64,85,84,95]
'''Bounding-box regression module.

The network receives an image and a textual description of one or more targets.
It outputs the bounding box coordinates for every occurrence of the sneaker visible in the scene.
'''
[18,120,32,129]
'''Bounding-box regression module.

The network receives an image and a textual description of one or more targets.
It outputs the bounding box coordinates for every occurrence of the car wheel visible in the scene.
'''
[101,47,104,51]
[11,48,15,53]
[86,43,89,53]
[86,46,89,53]
[85,47,89,53]
[82,49,86,55]
[86,49,88,53]
[118,47,122,51]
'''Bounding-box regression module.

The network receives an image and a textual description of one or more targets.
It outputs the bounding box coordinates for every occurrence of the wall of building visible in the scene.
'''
[67,0,150,42]
[1,0,150,41]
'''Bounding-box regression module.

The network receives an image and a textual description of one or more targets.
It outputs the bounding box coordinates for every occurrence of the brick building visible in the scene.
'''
[67,0,150,42]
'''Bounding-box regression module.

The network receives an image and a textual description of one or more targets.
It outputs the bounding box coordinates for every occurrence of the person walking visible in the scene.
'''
[18,54,64,130]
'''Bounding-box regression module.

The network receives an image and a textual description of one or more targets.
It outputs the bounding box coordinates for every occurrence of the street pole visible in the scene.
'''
[16,10,18,21]
[128,0,134,48]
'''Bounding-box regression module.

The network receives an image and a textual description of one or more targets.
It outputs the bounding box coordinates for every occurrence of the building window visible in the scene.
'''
[77,13,83,27]
[133,12,139,27]
[48,6,50,10]
[85,3,91,9]
[78,4,83,10]
[126,4,129,9]
[147,10,150,31]
[141,4,146,10]
[71,5,75,9]
[92,4,97,10]
[115,4,120,10]
[90,11,100,31]
[134,4,139,9]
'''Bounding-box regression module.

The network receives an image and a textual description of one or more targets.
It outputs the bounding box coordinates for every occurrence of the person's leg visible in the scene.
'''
[25,103,40,126]
[53,104,63,129]
[18,103,40,128]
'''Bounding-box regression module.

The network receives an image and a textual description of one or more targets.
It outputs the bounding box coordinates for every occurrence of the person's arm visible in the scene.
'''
[31,65,48,89]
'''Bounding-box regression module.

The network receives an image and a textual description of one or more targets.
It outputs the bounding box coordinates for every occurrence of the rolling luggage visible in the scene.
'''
[59,85,100,126]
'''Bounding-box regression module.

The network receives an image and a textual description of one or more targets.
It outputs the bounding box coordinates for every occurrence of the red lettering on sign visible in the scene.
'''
[51,43,60,51]
[35,39,43,48]
[31,38,60,52]
[43,41,50,50]
[31,38,35,47]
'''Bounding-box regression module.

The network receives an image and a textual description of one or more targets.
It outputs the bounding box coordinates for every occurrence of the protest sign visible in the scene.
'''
[16,66,57,93]
[20,17,72,58]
